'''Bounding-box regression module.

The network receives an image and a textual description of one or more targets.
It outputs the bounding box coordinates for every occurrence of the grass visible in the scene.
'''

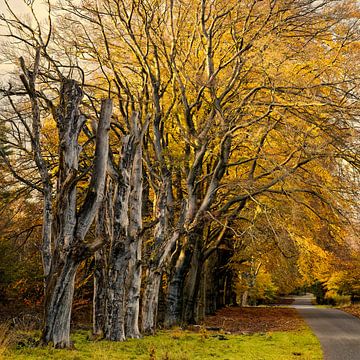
[4,328,322,360]
[0,322,12,360]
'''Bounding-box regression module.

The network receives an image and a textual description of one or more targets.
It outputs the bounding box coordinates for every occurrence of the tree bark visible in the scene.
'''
[103,158,132,341]
[41,81,112,348]
[42,256,78,348]
[104,237,129,341]
[140,174,176,333]
[99,114,145,341]
[182,248,203,324]
[125,120,143,339]
[141,268,162,334]
[93,179,113,337]
[164,243,193,327]
[93,248,107,337]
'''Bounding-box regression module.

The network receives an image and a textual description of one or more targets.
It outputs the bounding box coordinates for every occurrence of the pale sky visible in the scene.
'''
[0,0,50,79]
[0,0,48,17]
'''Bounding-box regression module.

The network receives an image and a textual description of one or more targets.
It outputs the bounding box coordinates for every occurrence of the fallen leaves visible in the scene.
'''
[202,306,305,334]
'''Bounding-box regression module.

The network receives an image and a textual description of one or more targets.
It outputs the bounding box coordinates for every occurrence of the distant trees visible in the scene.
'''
[0,0,359,348]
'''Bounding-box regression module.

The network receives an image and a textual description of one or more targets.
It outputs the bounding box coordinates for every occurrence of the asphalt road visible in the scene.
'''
[292,294,360,360]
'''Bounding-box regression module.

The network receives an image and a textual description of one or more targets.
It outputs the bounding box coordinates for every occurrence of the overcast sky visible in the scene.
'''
[0,0,49,78]
[0,0,48,17]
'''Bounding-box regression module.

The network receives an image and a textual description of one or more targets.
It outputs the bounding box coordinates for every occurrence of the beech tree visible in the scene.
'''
[50,0,360,331]
[0,0,359,348]
[0,3,113,347]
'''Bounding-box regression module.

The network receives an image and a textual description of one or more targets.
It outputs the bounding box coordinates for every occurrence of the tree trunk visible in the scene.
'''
[140,174,175,333]
[93,179,113,337]
[241,290,249,307]
[42,187,53,279]
[99,115,145,341]
[42,256,79,348]
[125,240,142,338]
[205,253,219,315]
[93,249,107,337]
[40,81,112,348]
[125,126,143,339]
[104,240,129,341]
[141,268,162,334]
[182,250,203,324]
[164,245,193,327]
[103,176,131,341]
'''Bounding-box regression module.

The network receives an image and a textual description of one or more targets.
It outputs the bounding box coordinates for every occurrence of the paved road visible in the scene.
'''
[292,294,360,360]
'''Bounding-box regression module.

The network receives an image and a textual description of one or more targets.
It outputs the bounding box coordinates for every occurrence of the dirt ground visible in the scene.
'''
[201,305,305,334]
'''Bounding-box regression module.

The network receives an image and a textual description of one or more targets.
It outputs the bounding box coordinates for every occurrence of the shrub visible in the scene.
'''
[324,291,351,306]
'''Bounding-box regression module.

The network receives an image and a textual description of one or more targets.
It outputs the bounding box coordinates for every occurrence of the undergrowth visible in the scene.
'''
[0,322,11,360]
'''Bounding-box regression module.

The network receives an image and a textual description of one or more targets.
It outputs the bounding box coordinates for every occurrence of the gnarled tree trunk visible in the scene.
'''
[41,80,112,348]
[125,134,143,338]
[93,180,113,337]
[95,113,145,341]
[103,136,133,341]
[140,174,176,334]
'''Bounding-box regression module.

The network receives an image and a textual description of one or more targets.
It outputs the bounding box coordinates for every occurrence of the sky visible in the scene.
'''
[0,0,49,78]
[0,0,48,17]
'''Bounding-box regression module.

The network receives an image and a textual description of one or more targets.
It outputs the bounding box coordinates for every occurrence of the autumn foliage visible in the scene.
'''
[0,0,359,348]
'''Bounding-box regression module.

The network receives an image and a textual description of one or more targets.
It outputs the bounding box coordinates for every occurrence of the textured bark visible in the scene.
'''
[141,268,162,334]
[204,254,219,315]
[140,175,174,333]
[41,81,112,348]
[164,244,193,327]
[125,238,142,338]
[125,120,143,339]
[93,248,108,337]
[42,184,53,279]
[99,115,145,341]
[182,249,203,324]
[104,237,128,341]
[42,256,78,348]
[103,139,132,341]
[140,226,183,332]
[197,259,208,321]
[93,180,113,337]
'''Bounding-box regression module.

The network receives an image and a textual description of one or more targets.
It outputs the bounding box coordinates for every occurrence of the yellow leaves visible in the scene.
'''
[293,233,333,283]
[254,204,262,219]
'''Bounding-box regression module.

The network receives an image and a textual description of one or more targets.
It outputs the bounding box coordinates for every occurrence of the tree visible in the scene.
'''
[0,0,359,347]
[0,3,113,346]
[53,0,360,330]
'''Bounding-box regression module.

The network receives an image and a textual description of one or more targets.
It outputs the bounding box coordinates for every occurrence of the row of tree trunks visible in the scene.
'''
[93,114,144,341]
[162,235,236,327]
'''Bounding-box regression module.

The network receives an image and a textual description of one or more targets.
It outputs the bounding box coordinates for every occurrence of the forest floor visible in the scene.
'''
[202,305,304,334]
[201,297,303,334]
[340,304,360,319]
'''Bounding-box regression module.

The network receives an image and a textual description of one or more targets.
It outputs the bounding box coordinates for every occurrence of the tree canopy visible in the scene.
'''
[0,0,359,348]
